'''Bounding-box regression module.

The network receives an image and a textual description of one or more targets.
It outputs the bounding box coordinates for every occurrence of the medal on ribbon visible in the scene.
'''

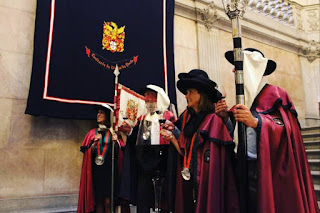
[181,167,191,180]
[95,155,105,165]
[95,129,110,166]
[181,127,198,181]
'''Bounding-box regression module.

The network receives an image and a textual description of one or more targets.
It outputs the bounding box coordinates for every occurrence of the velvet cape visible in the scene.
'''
[252,84,319,213]
[119,111,177,211]
[174,111,240,213]
[77,128,124,213]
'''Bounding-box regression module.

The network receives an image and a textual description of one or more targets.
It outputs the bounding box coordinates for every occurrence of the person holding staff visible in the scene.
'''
[119,85,177,213]
[77,104,122,213]
[225,48,319,213]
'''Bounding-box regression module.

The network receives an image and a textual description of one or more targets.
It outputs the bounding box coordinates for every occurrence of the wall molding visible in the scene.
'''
[175,0,319,60]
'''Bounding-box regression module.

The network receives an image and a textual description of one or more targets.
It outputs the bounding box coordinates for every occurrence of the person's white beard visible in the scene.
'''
[145,102,157,113]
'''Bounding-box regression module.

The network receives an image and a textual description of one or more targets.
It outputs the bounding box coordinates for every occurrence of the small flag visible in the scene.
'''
[114,84,146,128]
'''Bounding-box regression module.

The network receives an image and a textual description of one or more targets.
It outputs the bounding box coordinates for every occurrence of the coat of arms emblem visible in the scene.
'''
[126,99,139,122]
[102,22,125,53]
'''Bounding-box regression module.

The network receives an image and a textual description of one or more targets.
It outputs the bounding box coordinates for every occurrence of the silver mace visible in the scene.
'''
[222,0,248,212]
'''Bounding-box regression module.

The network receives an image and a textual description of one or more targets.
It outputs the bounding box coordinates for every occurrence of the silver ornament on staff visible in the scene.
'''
[111,64,120,213]
[222,0,248,212]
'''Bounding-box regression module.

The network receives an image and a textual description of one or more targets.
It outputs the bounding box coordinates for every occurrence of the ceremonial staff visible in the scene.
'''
[222,0,248,212]
[111,64,120,213]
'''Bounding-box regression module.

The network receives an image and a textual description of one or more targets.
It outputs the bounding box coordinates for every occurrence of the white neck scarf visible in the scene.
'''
[144,112,160,145]
[243,50,268,108]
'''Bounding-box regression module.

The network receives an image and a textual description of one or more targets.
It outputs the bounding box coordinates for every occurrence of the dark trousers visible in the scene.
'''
[248,159,257,213]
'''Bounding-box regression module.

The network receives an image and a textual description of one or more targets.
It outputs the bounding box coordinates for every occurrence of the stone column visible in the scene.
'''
[300,40,320,126]
[197,24,222,87]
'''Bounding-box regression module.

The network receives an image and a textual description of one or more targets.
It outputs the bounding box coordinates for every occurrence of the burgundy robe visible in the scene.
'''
[119,110,177,211]
[175,112,240,213]
[253,84,319,213]
[77,129,95,213]
[77,128,124,213]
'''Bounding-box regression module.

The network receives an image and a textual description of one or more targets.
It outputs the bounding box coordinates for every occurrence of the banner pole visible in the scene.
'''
[111,64,120,213]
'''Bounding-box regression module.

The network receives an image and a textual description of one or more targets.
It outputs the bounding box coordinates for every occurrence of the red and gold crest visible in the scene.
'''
[102,22,125,53]
[126,99,138,122]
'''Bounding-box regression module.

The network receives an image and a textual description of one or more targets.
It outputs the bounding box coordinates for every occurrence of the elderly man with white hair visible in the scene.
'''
[119,84,178,213]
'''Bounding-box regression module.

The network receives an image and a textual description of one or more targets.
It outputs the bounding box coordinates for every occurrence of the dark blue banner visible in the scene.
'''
[26,0,175,119]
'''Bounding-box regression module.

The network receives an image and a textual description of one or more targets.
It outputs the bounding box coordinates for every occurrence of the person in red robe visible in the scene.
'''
[77,104,124,213]
[119,85,177,213]
[161,69,240,213]
[224,48,319,213]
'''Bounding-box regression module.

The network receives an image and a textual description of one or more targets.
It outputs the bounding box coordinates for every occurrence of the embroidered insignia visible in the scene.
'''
[204,150,210,163]
[126,99,138,122]
[102,22,125,53]
[273,117,284,126]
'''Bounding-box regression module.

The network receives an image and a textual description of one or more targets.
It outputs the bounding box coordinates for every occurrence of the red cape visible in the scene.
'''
[175,112,240,213]
[77,129,95,213]
[77,128,124,213]
[254,85,319,213]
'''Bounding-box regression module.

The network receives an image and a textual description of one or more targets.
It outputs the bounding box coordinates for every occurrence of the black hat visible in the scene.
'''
[177,69,222,103]
[224,48,277,76]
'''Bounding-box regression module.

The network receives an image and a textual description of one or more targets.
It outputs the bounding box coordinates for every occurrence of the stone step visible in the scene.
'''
[9,206,77,213]
[315,184,320,201]
[306,149,320,159]
[308,159,320,171]
[312,171,320,185]
[304,140,320,150]
[0,194,78,213]
[301,126,320,135]
[302,132,320,141]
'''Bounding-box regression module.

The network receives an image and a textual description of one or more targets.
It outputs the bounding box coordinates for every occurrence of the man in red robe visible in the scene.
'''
[119,85,177,213]
[225,48,319,213]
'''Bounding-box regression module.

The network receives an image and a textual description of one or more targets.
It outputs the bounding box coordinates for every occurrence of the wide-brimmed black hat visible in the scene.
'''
[177,69,222,103]
[225,48,277,76]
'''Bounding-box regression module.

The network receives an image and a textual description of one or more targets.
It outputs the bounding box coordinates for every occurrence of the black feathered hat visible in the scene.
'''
[224,48,277,76]
[177,69,222,103]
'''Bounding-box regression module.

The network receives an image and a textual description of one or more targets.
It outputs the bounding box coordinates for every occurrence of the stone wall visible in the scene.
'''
[0,0,95,201]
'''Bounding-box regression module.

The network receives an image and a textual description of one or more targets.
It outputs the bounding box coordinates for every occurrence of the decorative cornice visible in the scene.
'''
[295,7,304,30]
[301,40,320,62]
[174,0,318,56]
[306,9,320,32]
[196,1,220,30]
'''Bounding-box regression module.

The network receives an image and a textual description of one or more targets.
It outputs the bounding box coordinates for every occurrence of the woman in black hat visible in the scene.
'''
[77,104,121,213]
[161,69,239,213]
